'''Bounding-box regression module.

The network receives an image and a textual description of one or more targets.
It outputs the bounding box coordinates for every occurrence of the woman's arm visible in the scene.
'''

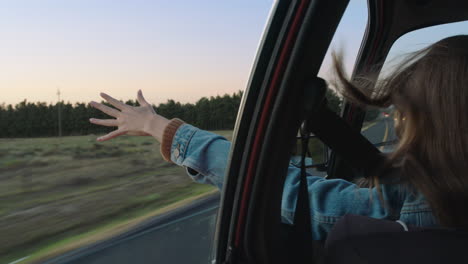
[90,91,406,241]
[166,124,406,240]
[89,90,227,187]
[165,124,230,189]
[281,168,405,240]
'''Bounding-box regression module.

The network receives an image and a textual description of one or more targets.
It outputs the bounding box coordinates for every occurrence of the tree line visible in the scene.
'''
[0,89,354,138]
[0,91,243,138]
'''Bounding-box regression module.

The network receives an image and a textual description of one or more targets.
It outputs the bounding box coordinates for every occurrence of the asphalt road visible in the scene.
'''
[42,118,394,264]
[43,194,221,264]
[362,117,397,153]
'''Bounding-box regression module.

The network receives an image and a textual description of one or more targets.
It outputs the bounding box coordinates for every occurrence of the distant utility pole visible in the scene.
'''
[57,89,62,137]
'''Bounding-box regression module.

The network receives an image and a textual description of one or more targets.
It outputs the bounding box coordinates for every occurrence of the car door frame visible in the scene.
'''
[213,0,350,263]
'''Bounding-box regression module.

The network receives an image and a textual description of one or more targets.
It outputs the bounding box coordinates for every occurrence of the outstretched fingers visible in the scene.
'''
[137,90,150,107]
[100,93,128,110]
[90,101,120,117]
[97,129,126,141]
[89,118,118,127]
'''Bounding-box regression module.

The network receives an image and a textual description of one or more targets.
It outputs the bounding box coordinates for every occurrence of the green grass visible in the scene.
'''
[0,131,232,264]
[21,185,217,264]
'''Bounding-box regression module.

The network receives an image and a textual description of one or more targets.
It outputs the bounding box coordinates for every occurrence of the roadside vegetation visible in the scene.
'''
[0,89,349,138]
[0,131,232,264]
[0,90,352,263]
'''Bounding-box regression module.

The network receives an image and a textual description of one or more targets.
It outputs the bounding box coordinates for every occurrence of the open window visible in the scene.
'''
[289,0,368,177]
[367,20,468,153]
[0,2,271,264]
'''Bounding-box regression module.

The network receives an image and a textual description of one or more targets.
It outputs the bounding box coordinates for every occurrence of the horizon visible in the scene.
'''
[1,89,245,107]
[1,0,274,106]
[2,1,464,106]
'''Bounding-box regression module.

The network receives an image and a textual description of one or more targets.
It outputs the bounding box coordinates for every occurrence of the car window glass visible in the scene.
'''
[363,20,468,153]
[0,1,272,263]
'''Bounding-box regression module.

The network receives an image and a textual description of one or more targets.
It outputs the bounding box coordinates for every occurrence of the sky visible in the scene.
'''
[1,0,274,105]
[1,1,466,106]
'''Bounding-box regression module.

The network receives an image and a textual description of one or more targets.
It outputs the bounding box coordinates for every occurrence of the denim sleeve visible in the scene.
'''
[170,124,230,190]
[170,125,406,241]
[281,167,405,240]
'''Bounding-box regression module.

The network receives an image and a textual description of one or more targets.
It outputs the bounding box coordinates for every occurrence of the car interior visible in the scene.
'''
[213,0,468,263]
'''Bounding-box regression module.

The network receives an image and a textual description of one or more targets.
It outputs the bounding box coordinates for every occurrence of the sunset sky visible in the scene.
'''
[1,1,466,106]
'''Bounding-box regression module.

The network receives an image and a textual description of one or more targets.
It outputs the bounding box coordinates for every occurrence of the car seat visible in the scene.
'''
[324,214,468,264]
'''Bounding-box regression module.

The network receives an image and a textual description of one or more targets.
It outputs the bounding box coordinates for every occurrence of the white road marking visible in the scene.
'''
[8,256,29,264]
[362,121,377,132]
[379,121,389,151]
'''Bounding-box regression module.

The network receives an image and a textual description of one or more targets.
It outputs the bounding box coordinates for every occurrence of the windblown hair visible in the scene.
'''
[332,35,468,229]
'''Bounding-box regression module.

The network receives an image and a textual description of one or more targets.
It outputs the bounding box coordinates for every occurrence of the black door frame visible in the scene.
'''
[215,0,468,263]
[214,0,349,263]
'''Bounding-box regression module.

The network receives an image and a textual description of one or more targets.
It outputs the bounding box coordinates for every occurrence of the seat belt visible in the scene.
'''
[290,119,315,263]
[303,78,385,177]
[289,77,385,263]
[307,105,384,177]
[289,78,327,263]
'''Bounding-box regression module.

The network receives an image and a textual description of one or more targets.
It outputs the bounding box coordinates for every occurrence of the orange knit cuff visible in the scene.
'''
[160,118,185,163]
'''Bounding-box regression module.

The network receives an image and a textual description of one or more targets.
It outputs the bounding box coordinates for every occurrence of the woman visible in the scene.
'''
[89,35,468,240]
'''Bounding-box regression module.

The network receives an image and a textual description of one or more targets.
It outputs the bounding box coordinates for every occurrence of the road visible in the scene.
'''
[362,117,397,153]
[42,118,394,264]
[43,194,221,264]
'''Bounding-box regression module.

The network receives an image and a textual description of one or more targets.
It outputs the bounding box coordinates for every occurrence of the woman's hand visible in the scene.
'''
[89,90,170,142]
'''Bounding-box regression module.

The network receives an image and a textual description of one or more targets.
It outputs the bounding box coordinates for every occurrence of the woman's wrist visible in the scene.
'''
[145,114,171,143]
[145,114,185,162]
[159,118,185,162]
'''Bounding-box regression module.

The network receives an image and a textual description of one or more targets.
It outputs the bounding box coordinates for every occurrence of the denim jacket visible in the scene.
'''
[169,124,438,240]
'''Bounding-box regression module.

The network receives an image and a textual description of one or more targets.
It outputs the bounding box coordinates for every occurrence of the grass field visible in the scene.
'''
[0,131,232,264]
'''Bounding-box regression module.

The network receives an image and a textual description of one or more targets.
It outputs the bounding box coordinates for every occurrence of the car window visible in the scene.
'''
[363,20,468,153]
[0,1,272,264]
[290,0,368,177]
